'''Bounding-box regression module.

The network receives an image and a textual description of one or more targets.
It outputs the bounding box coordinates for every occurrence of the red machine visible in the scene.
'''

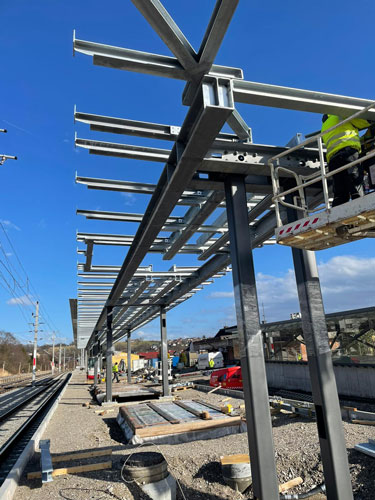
[209,366,243,389]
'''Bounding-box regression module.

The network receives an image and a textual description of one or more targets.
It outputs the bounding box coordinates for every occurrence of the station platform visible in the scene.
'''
[11,369,373,500]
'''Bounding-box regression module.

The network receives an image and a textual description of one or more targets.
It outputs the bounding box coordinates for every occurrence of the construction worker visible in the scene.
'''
[361,126,375,191]
[112,362,120,383]
[321,114,370,206]
[208,358,215,369]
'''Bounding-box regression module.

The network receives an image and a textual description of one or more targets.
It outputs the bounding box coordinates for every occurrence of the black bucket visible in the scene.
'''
[123,452,169,485]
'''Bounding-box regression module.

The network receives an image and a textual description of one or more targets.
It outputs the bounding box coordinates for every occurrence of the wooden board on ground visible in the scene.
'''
[27,461,112,479]
[51,449,112,463]
[351,419,375,426]
[172,385,193,392]
[208,385,221,394]
[279,477,303,493]
[221,454,250,465]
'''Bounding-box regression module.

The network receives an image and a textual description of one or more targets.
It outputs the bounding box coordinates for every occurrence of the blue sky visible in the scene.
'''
[1,0,374,343]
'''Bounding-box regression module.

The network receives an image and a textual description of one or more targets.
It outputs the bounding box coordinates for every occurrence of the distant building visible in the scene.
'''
[189,306,375,364]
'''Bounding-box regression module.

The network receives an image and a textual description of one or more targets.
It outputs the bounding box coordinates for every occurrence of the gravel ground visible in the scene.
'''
[13,370,375,500]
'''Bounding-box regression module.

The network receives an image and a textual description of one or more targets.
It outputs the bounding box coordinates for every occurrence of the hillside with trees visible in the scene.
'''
[0,330,30,375]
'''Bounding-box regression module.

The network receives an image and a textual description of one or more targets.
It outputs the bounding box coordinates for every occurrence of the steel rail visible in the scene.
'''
[0,375,70,467]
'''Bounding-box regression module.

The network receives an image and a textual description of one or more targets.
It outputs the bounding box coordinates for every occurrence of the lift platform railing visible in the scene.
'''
[268,101,375,227]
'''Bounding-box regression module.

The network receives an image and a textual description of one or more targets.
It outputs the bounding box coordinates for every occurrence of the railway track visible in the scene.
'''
[0,372,54,394]
[0,372,70,487]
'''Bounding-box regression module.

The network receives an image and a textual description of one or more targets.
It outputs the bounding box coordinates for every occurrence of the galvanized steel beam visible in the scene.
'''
[224,175,279,500]
[233,79,375,119]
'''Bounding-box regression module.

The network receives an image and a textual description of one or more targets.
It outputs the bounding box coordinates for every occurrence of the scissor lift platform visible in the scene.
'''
[276,192,375,251]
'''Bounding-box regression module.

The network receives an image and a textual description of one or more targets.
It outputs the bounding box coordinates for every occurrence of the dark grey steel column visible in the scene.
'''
[160,307,170,397]
[93,357,98,385]
[288,206,353,499]
[225,175,279,500]
[127,330,132,384]
[105,307,113,403]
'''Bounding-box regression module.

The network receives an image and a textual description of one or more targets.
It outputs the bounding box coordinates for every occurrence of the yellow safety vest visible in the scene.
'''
[322,115,369,163]
[112,364,118,373]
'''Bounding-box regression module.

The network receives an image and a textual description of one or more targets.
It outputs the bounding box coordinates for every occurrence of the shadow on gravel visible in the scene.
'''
[348,448,375,500]
[194,460,227,486]
[271,414,315,428]
[176,485,235,500]
[102,416,126,443]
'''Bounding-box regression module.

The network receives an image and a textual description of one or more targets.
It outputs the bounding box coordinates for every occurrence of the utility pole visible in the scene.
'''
[63,347,66,371]
[58,343,62,373]
[51,332,56,375]
[32,301,39,386]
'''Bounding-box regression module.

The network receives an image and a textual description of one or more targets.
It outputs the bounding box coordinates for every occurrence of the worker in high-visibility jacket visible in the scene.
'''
[321,114,370,206]
[112,362,120,383]
[208,358,215,369]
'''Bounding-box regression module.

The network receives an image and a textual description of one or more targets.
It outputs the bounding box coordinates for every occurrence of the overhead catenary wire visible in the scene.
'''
[0,221,61,340]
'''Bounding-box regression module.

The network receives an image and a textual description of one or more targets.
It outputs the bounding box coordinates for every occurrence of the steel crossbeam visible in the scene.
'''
[77,209,229,233]
[73,35,243,81]
[232,79,375,119]
[75,109,239,142]
[75,136,320,176]
[76,175,210,206]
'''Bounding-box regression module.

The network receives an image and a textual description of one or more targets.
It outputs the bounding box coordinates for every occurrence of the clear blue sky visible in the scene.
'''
[1,0,374,343]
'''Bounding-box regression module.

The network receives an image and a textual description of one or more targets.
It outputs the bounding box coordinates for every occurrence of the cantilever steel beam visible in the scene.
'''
[75,109,239,142]
[73,35,242,81]
[75,136,320,176]
[233,80,375,119]
[77,209,230,233]
[76,175,211,206]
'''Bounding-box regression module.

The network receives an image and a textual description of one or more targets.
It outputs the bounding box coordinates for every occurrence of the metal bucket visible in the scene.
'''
[123,452,168,485]
[221,461,252,493]
[122,452,176,500]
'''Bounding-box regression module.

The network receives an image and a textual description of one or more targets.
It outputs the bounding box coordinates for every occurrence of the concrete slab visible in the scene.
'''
[116,399,245,445]
[92,382,161,404]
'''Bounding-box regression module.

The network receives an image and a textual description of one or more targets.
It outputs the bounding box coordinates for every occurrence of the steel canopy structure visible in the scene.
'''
[69,1,373,498]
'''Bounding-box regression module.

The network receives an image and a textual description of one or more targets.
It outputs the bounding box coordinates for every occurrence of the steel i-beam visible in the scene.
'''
[105,306,113,403]
[160,307,169,397]
[225,174,279,500]
[127,330,132,384]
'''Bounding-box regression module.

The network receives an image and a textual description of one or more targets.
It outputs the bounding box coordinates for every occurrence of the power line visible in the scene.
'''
[0,222,61,338]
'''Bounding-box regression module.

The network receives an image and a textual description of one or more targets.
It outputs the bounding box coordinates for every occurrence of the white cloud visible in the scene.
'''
[7,294,34,306]
[209,291,234,299]
[317,255,375,311]
[206,255,375,323]
[257,255,375,321]
[0,219,20,231]
[121,192,136,206]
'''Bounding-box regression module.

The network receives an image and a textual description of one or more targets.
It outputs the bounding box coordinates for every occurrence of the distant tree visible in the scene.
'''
[0,331,29,374]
